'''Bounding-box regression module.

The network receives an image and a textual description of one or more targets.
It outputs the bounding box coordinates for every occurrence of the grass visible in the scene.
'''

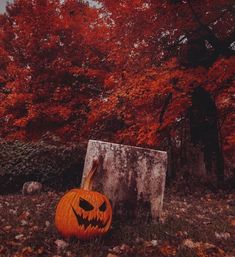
[0,190,234,257]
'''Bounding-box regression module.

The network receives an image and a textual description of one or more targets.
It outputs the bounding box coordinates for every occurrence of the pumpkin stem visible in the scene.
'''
[83,159,100,190]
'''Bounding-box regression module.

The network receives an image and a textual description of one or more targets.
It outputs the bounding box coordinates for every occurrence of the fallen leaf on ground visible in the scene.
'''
[183,239,225,257]
[159,243,177,256]
[230,219,235,226]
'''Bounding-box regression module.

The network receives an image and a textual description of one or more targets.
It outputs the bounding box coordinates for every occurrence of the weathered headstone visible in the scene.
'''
[82,140,167,221]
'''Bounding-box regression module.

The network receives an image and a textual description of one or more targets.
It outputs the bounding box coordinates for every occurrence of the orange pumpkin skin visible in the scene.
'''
[55,189,112,239]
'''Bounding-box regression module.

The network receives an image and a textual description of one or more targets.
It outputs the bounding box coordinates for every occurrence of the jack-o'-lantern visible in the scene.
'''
[55,160,112,239]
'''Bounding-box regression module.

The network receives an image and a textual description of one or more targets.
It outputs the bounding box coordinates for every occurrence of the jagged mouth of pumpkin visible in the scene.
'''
[71,206,109,230]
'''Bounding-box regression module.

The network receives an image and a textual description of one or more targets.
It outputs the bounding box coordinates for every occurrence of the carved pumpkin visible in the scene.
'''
[55,160,112,239]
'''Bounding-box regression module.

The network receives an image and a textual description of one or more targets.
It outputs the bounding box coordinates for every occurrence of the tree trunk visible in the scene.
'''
[189,87,224,184]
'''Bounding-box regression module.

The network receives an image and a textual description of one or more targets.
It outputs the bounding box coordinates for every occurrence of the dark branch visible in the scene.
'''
[186,0,235,56]
[159,3,235,65]
[159,92,172,124]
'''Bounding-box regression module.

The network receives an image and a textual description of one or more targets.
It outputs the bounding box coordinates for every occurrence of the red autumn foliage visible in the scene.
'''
[0,0,234,181]
[0,0,108,141]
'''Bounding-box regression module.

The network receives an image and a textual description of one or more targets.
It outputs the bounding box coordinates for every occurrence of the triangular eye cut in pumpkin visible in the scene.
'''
[79,198,94,211]
[99,201,107,212]
[55,159,112,239]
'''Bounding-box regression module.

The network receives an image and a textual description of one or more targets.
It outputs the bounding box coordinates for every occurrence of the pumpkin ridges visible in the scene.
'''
[57,191,80,237]
[55,188,112,239]
[56,191,74,237]
[55,158,112,240]
[70,192,80,236]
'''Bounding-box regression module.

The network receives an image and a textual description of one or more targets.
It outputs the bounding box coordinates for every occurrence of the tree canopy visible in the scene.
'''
[0,0,234,181]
